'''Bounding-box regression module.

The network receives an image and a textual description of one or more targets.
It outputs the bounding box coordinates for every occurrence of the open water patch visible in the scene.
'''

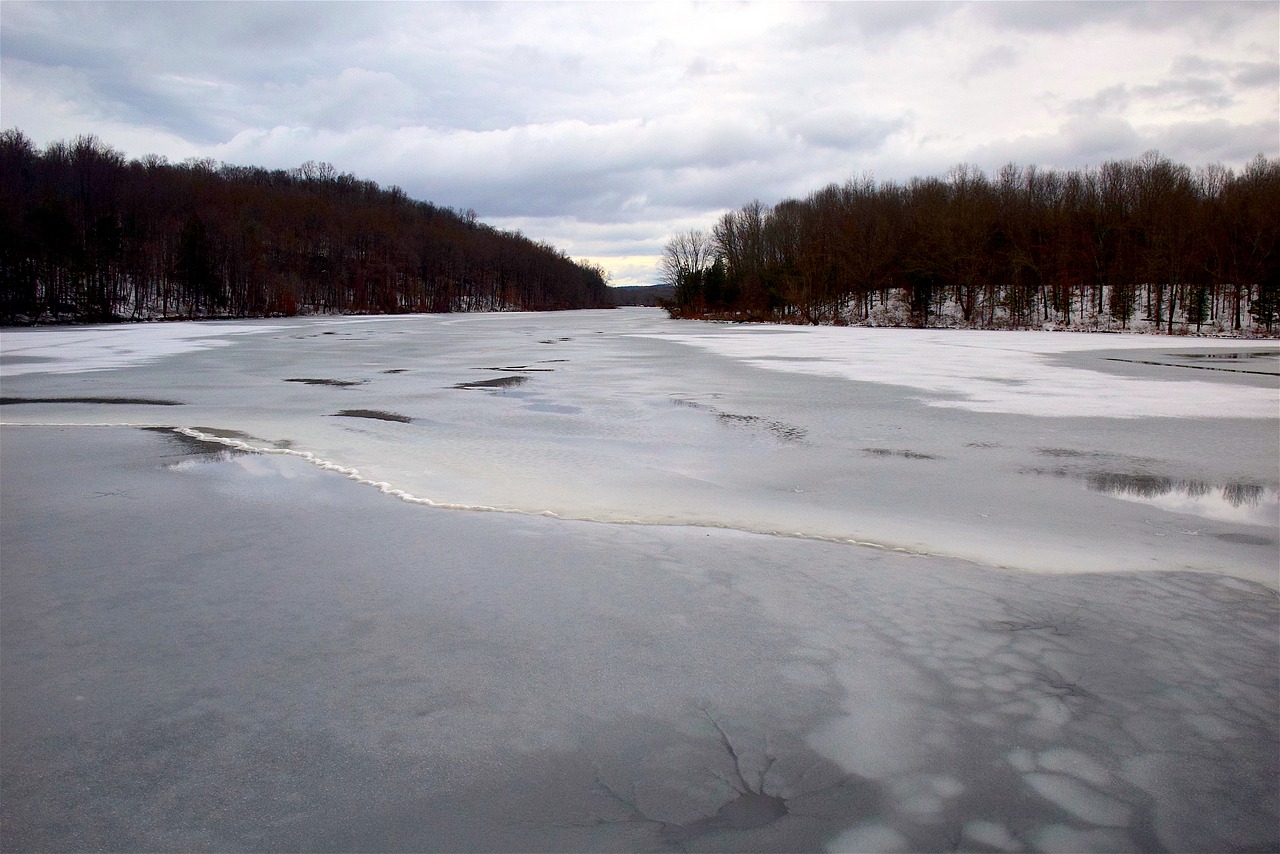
[0,396,184,406]
[1025,466,1279,526]
[863,448,938,460]
[145,426,250,462]
[1037,447,1105,459]
[1085,472,1278,525]
[671,396,807,443]
[284,378,365,387]
[522,403,582,415]
[331,409,413,424]
[453,376,529,390]
[477,365,554,373]
[1216,532,1277,546]
[1181,351,1278,361]
[1104,350,1280,377]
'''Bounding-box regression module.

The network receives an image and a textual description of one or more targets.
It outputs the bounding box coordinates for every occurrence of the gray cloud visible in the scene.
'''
[963,45,1020,80]
[965,116,1146,172]
[788,109,908,152]
[976,0,1263,35]
[1068,77,1235,117]
[1232,61,1280,90]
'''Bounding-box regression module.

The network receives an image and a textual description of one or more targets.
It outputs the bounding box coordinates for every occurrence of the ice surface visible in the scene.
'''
[2,309,1278,851]
[3,309,1275,585]
[651,325,1278,418]
[0,320,278,375]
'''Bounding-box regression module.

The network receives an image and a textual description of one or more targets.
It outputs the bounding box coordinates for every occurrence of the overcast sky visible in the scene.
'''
[3,1,1277,286]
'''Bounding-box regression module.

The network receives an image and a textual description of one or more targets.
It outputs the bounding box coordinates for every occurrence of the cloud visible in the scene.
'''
[962,45,1020,79]
[963,113,1278,173]
[1231,61,1280,90]
[788,109,908,152]
[2,0,1275,287]
[1068,77,1234,117]
[976,0,1265,36]
[789,2,956,46]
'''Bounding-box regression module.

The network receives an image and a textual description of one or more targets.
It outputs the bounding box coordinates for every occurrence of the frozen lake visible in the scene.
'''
[2,309,1277,851]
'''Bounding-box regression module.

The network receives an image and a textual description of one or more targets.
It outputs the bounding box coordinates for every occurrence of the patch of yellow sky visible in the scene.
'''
[576,255,662,289]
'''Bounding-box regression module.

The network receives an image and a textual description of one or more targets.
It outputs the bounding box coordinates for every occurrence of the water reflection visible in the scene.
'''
[1179,351,1277,360]
[1085,472,1277,525]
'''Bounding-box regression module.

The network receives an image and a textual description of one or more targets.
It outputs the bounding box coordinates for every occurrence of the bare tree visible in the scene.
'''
[660,228,714,309]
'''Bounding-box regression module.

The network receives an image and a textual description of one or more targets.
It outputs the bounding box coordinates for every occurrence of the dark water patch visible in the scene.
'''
[671,398,805,442]
[192,427,256,441]
[539,359,569,364]
[754,355,830,362]
[381,369,408,374]
[1020,465,1072,478]
[453,375,529,390]
[1181,351,1277,360]
[587,711,862,851]
[523,403,581,415]
[0,355,56,365]
[1223,482,1267,504]
[660,790,790,847]
[1037,447,1101,459]
[284,378,365,387]
[1,396,184,405]
[190,427,294,450]
[1023,465,1279,523]
[864,448,938,460]
[966,441,1001,448]
[537,337,572,344]
[1086,472,1269,508]
[1087,472,1175,498]
[331,409,413,424]
[478,366,554,372]
[145,427,248,459]
[1026,465,1271,507]
[1215,532,1277,546]
[1104,356,1279,376]
[716,412,807,442]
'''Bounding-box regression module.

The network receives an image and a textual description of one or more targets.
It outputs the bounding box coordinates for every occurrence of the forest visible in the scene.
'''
[0,129,610,323]
[661,152,1280,334]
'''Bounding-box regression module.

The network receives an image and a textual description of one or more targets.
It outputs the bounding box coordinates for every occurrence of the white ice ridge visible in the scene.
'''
[0,421,939,560]
[167,427,940,555]
[645,326,1280,418]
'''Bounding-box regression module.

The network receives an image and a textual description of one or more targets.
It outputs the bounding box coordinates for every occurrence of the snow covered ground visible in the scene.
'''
[1,309,1277,851]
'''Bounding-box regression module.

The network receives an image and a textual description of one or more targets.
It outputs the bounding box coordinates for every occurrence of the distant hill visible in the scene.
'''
[609,284,674,306]
[0,129,610,323]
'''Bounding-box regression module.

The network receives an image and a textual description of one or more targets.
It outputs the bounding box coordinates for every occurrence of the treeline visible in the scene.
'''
[0,129,609,323]
[610,284,675,307]
[662,152,1280,333]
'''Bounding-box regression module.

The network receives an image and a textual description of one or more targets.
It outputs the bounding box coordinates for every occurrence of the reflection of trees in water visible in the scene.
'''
[1087,473,1173,497]
[1223,482,1266,506]
[1087,473,1267,507]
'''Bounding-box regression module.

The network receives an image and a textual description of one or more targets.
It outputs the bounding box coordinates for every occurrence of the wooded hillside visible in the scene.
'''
[662,152,1280,334]
[0,130,610,323]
